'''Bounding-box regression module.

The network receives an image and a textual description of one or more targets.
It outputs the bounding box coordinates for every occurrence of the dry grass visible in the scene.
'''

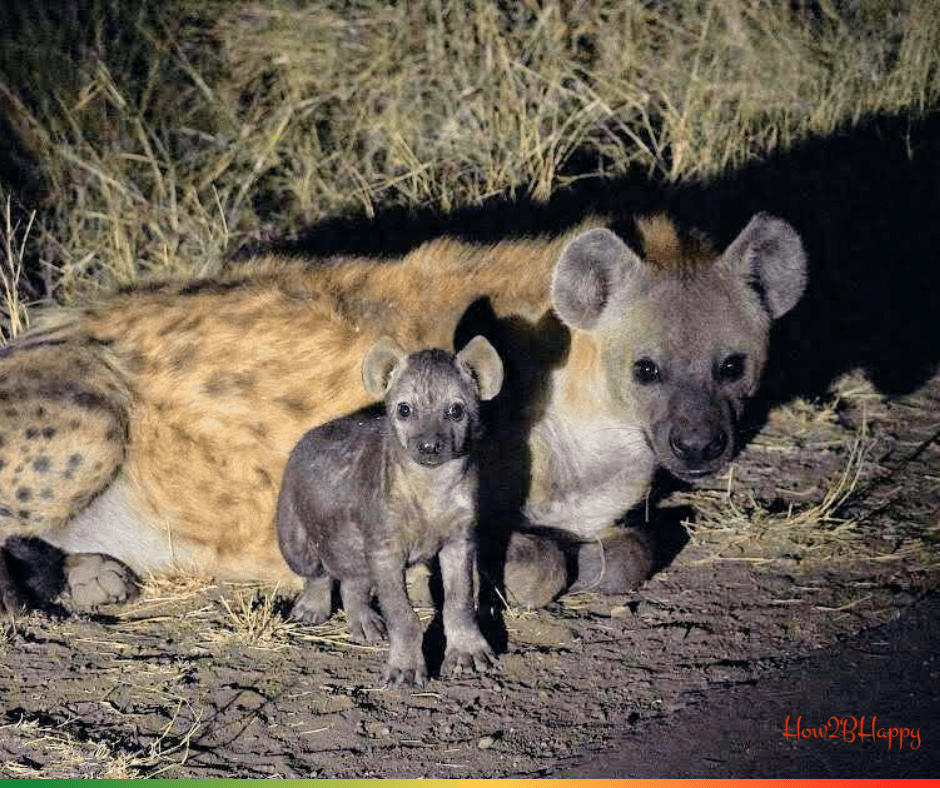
[687,434,870,565]
[124,577,435,654]
[0,700,201,779]
[0,193,34,342]
[0,1,937,308]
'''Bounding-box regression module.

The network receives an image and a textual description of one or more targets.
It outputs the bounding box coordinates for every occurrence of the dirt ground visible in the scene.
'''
[0,369,938,778]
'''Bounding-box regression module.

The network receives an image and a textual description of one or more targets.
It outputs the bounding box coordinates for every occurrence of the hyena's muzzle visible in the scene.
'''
[649,382,739,481]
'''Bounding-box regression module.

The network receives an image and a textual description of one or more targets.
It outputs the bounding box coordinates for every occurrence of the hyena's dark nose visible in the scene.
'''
[668,427,728,466]
[417,438,442,456]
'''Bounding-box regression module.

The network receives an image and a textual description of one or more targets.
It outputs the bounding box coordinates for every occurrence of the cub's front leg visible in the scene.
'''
[369,545,426,687]
[438,531,494,676]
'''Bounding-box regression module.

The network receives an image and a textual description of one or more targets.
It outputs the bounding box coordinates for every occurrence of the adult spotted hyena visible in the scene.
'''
[0,212,806,612]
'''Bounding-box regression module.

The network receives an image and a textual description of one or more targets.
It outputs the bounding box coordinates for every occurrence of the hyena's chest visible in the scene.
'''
[523,413,656,539]
[383,462,477,564]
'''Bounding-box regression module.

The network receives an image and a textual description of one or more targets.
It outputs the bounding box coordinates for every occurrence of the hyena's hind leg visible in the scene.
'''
[0,338,139,611]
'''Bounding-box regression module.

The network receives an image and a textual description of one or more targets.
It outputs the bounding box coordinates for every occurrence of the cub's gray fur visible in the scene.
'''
[277,335,503,686]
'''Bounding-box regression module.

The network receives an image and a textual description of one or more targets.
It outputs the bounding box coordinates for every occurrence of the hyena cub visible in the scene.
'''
[276,335,503,686]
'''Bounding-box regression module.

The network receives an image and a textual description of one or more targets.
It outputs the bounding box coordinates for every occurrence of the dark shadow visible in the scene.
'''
[1,535,68,617]
[634,503,695,576]
[452,298,570,643]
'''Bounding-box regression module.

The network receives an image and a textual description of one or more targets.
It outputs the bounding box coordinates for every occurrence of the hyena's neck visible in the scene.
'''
[524,331,655,538]
[387,443,475,501]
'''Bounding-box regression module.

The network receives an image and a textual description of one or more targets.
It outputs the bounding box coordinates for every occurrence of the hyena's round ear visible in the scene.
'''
[362,335,408,398]
[721,213,808,320]
[551,228,643,330]
[456,335,504,401]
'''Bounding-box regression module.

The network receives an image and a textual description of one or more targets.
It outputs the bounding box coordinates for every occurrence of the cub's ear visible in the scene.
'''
[721,213,807,320]
[456,335,504,401]
[551,228,643,330]
[362,335,408,398]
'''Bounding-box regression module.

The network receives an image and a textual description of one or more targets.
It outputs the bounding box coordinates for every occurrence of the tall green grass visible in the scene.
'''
[0,0,938,321]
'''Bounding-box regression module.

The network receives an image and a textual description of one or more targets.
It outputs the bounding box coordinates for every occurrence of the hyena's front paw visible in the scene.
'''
[290,577,332,625]
[347,605,386,644]
[384,657,428,688]
[64,553,139,609]
[503,531,568,609]
[384,642,428,687]
[442,629,495,677]
[571,527,654,594]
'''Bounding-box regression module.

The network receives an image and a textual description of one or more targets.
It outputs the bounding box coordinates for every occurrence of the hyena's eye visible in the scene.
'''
[446,403,465,421]
[396,402,412,419]
[633,358,661,385]
[717,353,746,383]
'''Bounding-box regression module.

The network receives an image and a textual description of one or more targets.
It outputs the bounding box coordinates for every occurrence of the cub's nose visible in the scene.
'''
[417,438,442,456]
[668,427,728,466]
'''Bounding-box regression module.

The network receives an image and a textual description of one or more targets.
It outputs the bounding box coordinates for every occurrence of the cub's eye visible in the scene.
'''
[396,402,412,419]
[446,403,465,421]
[718,353,746,383]
[633,358,661,385]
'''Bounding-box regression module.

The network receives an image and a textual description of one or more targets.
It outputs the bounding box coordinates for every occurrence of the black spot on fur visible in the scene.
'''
[16,487,31,502]
[277,396,310,416]
[17,510,30,520]
[73,391,105,410]
[42,426,56,439]
[37,380,78,400]
[0,459,5,471]
[0,505,11,517]
[25,426,39,440]
[32,456,50,472]
[68,453,84,468]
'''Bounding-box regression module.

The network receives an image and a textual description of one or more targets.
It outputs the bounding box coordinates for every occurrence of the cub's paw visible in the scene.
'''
[64,553,139,609]
[289,578,332,625]
[347,605,386,644]
[289,595,331,625]
[383,658,429,688]
[442,640,495,677]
